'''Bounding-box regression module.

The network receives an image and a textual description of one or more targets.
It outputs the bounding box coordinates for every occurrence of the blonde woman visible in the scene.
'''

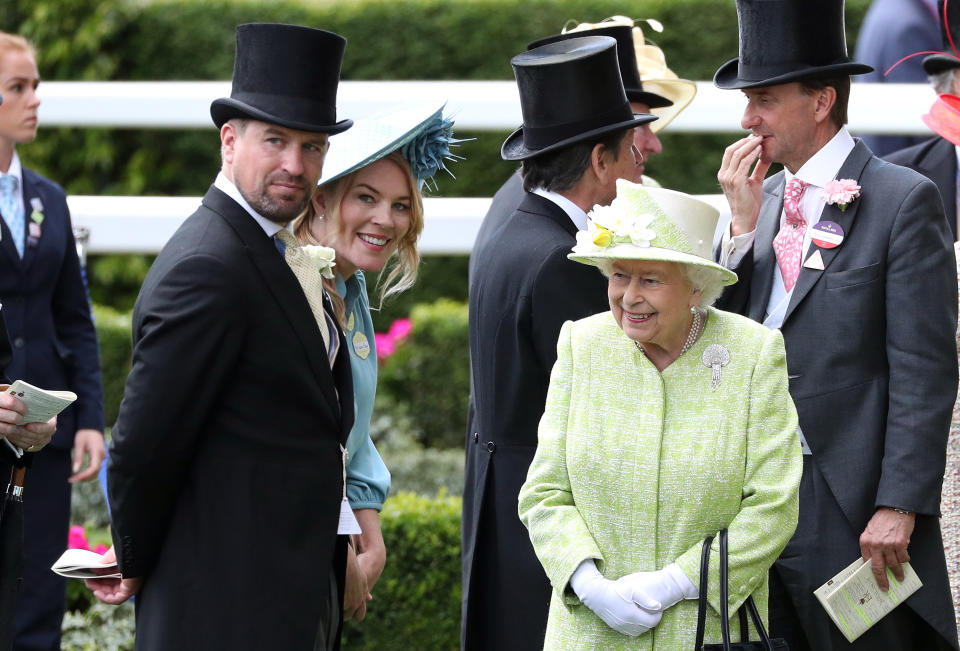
[293,104,460,621]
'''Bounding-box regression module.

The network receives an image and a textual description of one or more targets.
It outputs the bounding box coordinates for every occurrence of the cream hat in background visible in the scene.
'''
[569,179,737,286]
[563,16,697,133]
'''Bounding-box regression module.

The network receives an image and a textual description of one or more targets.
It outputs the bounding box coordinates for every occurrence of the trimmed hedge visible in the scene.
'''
[64,491,462,650]
[377,299,470,450]
[342,491,462,649]
[93,304,132,426]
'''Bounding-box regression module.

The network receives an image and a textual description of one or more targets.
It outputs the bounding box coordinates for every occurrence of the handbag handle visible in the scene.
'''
[694,529,778,651]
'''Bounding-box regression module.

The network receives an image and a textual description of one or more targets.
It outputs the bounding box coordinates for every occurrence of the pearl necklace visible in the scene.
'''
[635,307,704,358]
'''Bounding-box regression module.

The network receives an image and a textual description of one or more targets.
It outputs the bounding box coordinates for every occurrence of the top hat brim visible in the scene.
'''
[713,57,873,90]
[501,113,657,162]
[923,52,960,75]
[626,89,673,110]
[211,97,353,134]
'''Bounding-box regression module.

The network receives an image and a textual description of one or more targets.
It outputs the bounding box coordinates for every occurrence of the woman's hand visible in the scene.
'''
[0,391,56,451]
[569,559,662,636]
[617,563,698,611]
[343,541,369,621]
[354,509,386,594]
[69,428,106,482]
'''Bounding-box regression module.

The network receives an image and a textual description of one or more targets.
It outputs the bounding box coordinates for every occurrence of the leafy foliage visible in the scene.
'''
[377,299,469,450]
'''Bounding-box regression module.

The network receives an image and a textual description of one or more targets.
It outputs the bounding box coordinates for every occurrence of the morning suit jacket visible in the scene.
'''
[717,140,959,648]
[886,135,958,240]
[0,168,104,450]
[462,191,608,650]
[108,186,354,650]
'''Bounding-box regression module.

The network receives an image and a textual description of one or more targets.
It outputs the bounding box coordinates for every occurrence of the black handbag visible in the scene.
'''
[694,528,789,650]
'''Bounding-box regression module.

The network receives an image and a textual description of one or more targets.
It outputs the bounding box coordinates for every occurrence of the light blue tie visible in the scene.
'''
[0,175,24,257]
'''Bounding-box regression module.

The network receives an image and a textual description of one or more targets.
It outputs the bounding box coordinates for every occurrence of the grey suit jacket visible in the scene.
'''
[719,140,959,646]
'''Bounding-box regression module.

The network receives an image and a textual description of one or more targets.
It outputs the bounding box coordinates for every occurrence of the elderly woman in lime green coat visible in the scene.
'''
[518,180,803,650]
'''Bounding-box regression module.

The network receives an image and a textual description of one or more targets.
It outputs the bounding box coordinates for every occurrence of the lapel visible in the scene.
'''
[749,173,785,322]
[20,171,43,272]
[0,214,18,270]
[783,140,873,323]
[516,192,580,239]
[201,187,343,422]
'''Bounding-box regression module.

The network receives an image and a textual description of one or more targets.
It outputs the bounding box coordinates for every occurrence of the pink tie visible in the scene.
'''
[773,178,807,292]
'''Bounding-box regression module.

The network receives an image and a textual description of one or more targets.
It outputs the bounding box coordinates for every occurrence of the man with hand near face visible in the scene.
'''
[714,1,958,649]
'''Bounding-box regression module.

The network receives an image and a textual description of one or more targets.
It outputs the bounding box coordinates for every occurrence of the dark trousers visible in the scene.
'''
[0,448,71,651]
[770,457,954,650]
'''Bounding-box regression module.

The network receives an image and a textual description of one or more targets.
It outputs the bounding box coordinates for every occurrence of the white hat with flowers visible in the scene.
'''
[319,103,466,191]
[569,179,737,286]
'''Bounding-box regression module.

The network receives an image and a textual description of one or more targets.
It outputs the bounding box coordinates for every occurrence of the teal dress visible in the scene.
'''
[336,272,390,511]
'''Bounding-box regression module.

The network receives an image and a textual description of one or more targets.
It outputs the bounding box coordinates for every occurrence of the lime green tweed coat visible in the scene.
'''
[518,307,802,650]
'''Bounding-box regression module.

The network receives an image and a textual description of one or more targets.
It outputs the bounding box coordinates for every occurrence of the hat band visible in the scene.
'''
[231,90,338,123]
[522,102,634,150]
[737,59,847,81]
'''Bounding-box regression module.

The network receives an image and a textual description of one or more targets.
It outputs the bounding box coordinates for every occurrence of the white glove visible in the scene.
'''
[569,559,662,636]
[618,563,699,611]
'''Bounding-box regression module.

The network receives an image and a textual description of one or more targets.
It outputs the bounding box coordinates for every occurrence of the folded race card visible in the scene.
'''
[51,548,121,579]
[2,380,76,425]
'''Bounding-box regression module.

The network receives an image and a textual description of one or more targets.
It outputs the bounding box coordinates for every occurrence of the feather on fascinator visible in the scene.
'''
[319,103,466,191]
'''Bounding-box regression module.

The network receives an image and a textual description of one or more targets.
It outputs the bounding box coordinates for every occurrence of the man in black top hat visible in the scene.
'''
[471,22,677,263]
[887,0,960,240]
[85,23,355,650]
[462,35,657,651]
[714,1,959,649]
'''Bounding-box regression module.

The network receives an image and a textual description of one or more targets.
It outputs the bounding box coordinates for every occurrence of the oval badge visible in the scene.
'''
[352,330,371,359]
[811,220,844,249]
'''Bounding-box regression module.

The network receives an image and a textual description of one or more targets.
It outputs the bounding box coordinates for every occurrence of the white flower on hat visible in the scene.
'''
[302,244,337,279]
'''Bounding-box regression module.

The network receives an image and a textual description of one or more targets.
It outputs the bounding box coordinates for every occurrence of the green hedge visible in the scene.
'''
[64,491,462,650]
[342,491,462,649]
[377,299,469,450]
[93,304,132,426]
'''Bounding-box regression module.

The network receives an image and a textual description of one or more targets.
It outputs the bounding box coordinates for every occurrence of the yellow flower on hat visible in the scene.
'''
[592,225,612,247]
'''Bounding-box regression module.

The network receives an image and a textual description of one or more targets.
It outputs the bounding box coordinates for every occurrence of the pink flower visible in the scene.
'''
[93,544,109,555]
[388,318,413,342]
[375,333,395,361]
[68,525,90,551]
[823,179,861,211]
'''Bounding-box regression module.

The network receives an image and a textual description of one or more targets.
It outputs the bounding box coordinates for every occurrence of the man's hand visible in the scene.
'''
[69,428,106,482]
[84,546,143,604]
[859,507,915,591]
[718,134,772,236]
[343,541,369,621]
[0,392,56,451]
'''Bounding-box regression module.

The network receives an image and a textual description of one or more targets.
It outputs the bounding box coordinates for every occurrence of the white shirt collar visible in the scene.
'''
[784,127,855,189]
[531,187,589,231]
[2,150,22,183]
[214,171,286,238]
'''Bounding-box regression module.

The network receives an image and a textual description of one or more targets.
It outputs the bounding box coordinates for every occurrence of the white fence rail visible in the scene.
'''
[48,81,935,254]
[40,80,936,134]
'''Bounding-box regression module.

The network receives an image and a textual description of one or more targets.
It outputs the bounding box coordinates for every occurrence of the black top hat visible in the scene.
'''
[924,0,960,74]
[527,25,672,109]
[501,36,657,161]
[210,23,353,134]
[714,0,872,89]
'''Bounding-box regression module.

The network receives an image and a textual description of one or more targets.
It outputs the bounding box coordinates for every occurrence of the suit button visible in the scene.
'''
[486,441,496,453]
[473,432,478,444]
[12,338,23,349]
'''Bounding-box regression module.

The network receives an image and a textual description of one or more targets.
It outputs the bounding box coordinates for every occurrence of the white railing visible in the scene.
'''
[47,81,936,254]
